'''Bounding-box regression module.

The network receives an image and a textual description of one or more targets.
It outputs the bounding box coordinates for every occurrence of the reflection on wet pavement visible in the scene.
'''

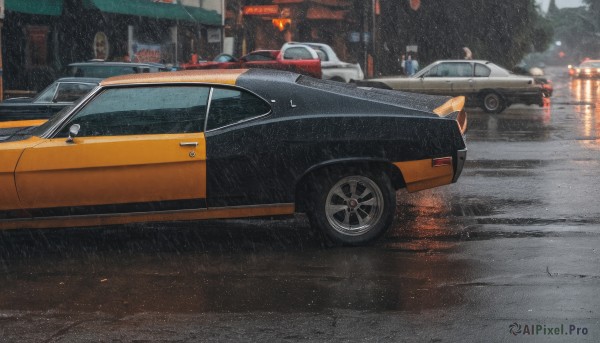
[570,78,600,143]
[0,220,470,316]
[467,109,554,142]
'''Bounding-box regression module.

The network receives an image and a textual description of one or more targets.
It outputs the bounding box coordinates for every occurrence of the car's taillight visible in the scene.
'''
[432,157,452,167]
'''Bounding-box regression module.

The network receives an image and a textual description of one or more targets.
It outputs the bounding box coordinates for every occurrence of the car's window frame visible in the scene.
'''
[33,82,60,103]
[37,83,272,139]
[283,46,314,60]
[431,62,472,77]
[53,84,211,138]
[204,85,272,132]
[308,46,329,61]
[474,63,492,77]
[52,82,99,104]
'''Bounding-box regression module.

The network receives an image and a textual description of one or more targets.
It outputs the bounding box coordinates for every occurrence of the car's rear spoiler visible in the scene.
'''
[433,96,467,135]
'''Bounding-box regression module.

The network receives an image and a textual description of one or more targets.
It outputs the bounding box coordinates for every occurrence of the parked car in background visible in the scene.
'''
[64,61,169,78]
[512,64,553,98]
[282,42,364,83]
[0,78,100,122]
[0,68,466,245]
[360,60,543,113]
[181,45,322,79]
[568,60,600,78]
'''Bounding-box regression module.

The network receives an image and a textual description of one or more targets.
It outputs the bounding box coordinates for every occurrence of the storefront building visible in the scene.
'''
[234,0,361,64]
[2,0,222,94]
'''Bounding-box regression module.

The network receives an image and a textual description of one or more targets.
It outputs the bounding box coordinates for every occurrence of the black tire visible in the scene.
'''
[481,91,506,113]
[306,168,396,246]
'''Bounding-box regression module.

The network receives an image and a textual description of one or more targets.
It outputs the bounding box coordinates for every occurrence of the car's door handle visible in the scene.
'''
[179,142,198,147]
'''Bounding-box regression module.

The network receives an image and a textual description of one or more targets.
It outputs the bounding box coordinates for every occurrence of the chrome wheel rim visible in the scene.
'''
[325,175,384,236]
[485,94,499,110]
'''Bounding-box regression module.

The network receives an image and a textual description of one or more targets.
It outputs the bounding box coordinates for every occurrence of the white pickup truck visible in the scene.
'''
[282,42,364,83]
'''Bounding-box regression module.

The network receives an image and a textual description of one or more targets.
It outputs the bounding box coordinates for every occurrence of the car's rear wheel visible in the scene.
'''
[307,169,396,245]
[481,91,505,113]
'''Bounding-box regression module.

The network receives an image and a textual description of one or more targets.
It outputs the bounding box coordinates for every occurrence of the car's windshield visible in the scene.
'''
[30,88,97,137]
[33,82,59,103]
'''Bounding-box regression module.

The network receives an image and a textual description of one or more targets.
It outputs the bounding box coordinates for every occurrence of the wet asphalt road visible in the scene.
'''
[0,67,599,342]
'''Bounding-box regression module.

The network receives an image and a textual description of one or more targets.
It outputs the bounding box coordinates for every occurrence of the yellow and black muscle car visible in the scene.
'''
[0,69,467,245]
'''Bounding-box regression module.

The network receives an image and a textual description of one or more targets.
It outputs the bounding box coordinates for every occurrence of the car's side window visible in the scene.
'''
[56,86,209,137]
[436,63,455,77]
[54,83,96,103]
[34,83,59,103]
[456,63,473,77]
[474,64,491,77]
[312,48,329,61]
[426,65,440,77]
[283,47,313,60]
[433,63,472,77]
[206,87,271,131]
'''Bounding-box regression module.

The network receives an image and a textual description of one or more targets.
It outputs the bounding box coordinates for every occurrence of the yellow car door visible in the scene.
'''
[0,137,44,212]
[14,85,210,213]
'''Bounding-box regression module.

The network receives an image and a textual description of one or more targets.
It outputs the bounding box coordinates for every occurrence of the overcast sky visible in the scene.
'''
[537,0,585,11]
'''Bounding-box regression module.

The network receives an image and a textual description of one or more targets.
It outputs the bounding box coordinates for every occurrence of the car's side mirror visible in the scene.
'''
[66,124,80,143]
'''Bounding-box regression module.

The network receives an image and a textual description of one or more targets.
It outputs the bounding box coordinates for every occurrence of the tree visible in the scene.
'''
[548,2,599,62]
[377,0,552,70]
[548,0,559,15]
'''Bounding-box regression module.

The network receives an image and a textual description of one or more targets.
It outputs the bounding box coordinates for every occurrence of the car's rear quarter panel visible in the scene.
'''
[205,71,465,207]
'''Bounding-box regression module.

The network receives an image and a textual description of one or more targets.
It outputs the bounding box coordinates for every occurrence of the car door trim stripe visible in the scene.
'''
[1,198,207,219]
[0,203,295,230]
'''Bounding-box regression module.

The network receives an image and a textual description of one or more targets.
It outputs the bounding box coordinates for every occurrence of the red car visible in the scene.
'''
[181,46,322,79]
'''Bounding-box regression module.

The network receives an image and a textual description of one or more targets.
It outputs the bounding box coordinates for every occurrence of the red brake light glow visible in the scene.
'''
[432,157,453,167]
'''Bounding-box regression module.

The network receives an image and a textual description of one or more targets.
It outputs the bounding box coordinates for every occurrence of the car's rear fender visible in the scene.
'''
[294,158,405,212]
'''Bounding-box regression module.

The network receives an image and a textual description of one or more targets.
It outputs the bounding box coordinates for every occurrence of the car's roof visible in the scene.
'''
[287,42,327,47]
[101,69,250,86]
[54,77,102,83]
[433,59,491,63]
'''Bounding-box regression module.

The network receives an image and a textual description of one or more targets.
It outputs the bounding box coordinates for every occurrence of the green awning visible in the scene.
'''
[85,0,222,26]
[5,0,63,16]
